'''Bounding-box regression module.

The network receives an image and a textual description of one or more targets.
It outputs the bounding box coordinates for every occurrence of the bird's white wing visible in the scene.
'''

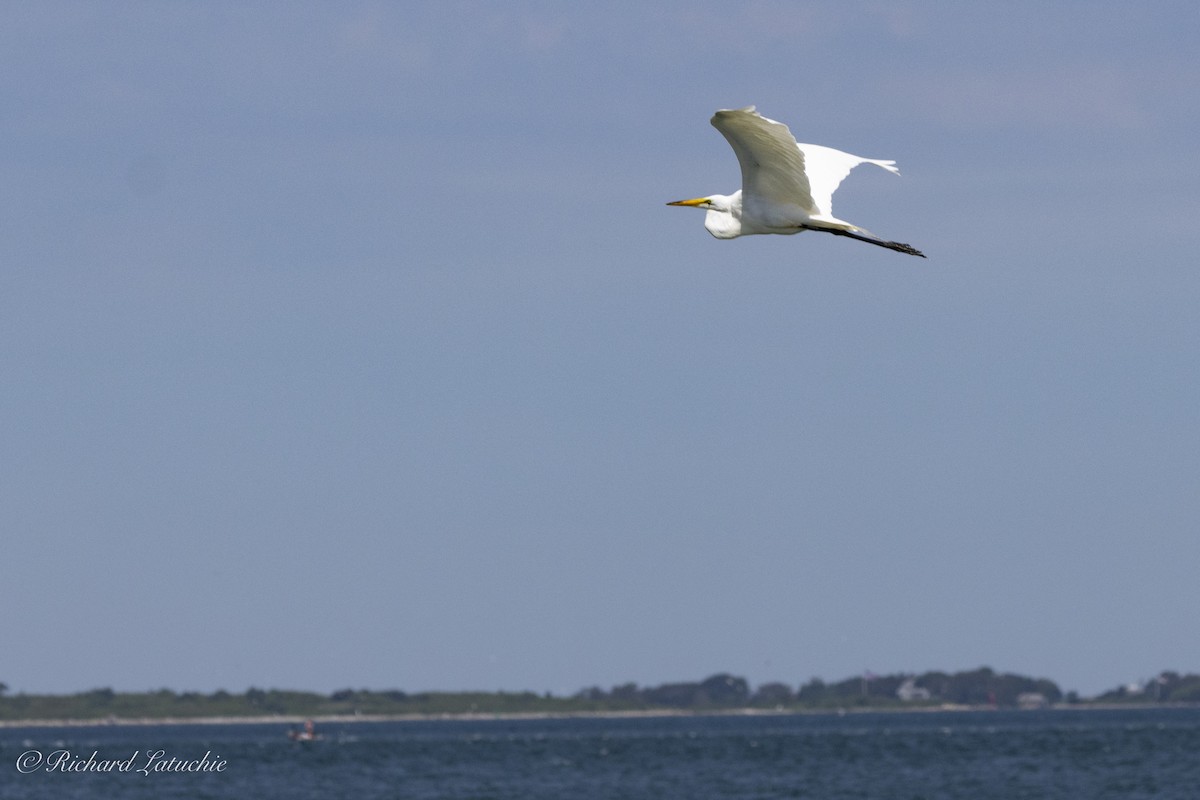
[796,142,901,217]
[710,107,817,215]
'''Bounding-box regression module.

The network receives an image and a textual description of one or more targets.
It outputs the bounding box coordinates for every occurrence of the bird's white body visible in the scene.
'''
[669,107,924,257]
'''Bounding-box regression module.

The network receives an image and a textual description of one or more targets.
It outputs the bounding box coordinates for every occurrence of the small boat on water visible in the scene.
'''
[287,719,322,743]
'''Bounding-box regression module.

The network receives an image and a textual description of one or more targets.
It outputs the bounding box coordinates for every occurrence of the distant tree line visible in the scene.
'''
[1091,671,1200,704]
[575,673,752,709]
[1,669,1198,722]
[575,668,1065,710]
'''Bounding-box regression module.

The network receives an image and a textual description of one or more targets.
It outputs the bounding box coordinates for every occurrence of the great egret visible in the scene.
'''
[668,106,925,257]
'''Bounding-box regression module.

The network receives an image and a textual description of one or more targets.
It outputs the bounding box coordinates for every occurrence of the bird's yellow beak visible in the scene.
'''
[666,197,708,207]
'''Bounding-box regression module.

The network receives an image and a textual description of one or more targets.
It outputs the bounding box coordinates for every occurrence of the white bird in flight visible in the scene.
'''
[668,106,925,257]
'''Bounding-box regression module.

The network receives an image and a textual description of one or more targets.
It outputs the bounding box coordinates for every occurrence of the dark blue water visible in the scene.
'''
[2,707,1197,799]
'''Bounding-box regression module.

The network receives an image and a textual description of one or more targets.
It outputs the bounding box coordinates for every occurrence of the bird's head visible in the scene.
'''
[666,193,741,238]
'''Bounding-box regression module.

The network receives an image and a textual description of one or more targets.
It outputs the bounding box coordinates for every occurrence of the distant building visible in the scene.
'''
[1017,692,1049,709]
[896,678,931,702]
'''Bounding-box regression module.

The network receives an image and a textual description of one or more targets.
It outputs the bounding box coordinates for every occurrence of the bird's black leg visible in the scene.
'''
[807,226,926,258]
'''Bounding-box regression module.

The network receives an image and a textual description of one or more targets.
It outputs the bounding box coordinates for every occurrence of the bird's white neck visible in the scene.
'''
[702,192,743,239]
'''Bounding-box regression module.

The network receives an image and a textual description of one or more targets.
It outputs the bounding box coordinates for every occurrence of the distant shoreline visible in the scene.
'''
[3,703,1191,729]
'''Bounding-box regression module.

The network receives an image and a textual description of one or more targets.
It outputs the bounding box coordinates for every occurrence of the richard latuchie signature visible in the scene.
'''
[16,748,227,776]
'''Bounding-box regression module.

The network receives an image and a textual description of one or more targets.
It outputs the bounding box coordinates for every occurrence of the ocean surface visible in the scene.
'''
[2,707,1197,799]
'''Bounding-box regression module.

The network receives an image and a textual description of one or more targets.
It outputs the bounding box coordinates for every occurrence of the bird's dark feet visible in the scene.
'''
[819,226,926,257]
[887,241,926,258]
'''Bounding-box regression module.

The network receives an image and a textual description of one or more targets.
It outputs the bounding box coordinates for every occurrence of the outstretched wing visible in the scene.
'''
[797,142,901,217]
[710,107,816,215]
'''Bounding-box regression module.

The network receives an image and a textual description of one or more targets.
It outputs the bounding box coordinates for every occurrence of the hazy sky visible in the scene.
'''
[3,2,1198,700]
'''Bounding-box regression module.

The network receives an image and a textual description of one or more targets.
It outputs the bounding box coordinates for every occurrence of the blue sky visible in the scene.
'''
[2,2,1198,699]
